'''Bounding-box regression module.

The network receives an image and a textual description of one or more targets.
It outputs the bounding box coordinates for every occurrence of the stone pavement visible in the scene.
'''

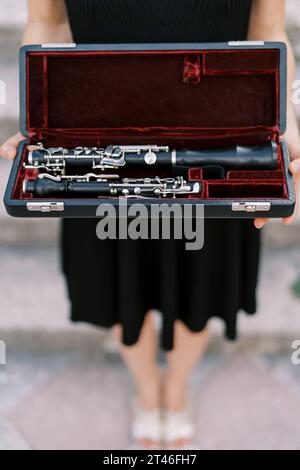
[1,341,300,450]
[0,245,300,450]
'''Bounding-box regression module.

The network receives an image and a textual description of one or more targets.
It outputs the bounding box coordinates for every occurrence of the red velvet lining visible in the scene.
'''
[203,50,278,74]
[29,127,277,149]
[186,143,288,200]
[12,47,288,202]
[26,49,280,146]
[206,181,284,199]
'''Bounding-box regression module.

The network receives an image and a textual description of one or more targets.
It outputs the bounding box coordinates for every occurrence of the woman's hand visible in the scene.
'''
[0,2,73,161]
[247,2,300,229]
[254,117,300,229]
[0,132,25,160]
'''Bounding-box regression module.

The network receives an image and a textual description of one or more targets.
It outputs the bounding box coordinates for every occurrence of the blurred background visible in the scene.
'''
[0,0,300,450]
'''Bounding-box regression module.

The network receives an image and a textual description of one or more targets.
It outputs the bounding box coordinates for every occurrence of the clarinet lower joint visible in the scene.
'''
[23,173,201,199]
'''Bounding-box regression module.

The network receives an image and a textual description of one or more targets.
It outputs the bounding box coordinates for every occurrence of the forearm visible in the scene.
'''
[247,0,299,137]
[27,0,69,25]
[22,0,72,45]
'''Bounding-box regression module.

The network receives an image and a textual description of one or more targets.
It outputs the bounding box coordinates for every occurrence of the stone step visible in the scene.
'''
[0,28,23,61]
[0,245,299,347]
[0,328,297,358]
[0,214,299,247]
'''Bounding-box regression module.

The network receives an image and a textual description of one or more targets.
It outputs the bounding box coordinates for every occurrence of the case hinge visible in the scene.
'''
[41,43,76,48]
[26,202,65,213]
[228,41,264,47]
[232,202,271,213]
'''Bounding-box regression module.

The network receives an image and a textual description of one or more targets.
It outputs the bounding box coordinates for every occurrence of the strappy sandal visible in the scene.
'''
[161,400,196,447]
[131,396,162,446]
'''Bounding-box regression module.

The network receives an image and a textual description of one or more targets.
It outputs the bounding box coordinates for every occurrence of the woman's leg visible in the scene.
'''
[161,322,209,447]
[112,311,161,411]
[163,322,210,412]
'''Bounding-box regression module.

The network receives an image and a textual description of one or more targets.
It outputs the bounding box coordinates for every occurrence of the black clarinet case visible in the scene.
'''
[4,42,295,218]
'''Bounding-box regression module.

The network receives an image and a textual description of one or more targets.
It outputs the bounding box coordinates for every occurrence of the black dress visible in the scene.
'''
[63,0,260,351]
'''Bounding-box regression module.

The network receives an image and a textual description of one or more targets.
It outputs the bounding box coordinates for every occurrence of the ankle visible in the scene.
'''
[135,368,162,411]
[162,374,189,412]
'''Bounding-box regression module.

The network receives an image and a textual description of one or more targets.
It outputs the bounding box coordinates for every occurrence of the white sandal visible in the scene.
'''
[131,396,162,445]
[161,401,196,445]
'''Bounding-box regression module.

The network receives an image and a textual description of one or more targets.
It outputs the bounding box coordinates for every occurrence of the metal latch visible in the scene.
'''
[27,202,65,213]
[232,202,271,213]
[41,43,76,48]
[228,41,264,47]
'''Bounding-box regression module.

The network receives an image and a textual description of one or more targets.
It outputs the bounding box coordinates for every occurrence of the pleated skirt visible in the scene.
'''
[61,218,260,350]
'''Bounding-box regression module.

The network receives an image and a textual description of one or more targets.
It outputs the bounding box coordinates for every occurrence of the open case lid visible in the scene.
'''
[20,42,287,148]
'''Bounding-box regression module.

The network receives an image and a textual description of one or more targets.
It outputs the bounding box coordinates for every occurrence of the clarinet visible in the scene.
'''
[23,174,201,198]
[25,141,278,173]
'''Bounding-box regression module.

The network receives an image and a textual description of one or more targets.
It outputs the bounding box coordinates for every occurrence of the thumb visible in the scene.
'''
[290,158,300,180]
[0,132,25,160]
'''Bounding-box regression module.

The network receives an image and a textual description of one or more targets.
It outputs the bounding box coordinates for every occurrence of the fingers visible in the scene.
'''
[283,198,299,225]
[283,158,300,225]
[289,158,300,181]
[253,218,270,229]
[0,132,25,160]
[283,213,297,225]
[278,158,300,225]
